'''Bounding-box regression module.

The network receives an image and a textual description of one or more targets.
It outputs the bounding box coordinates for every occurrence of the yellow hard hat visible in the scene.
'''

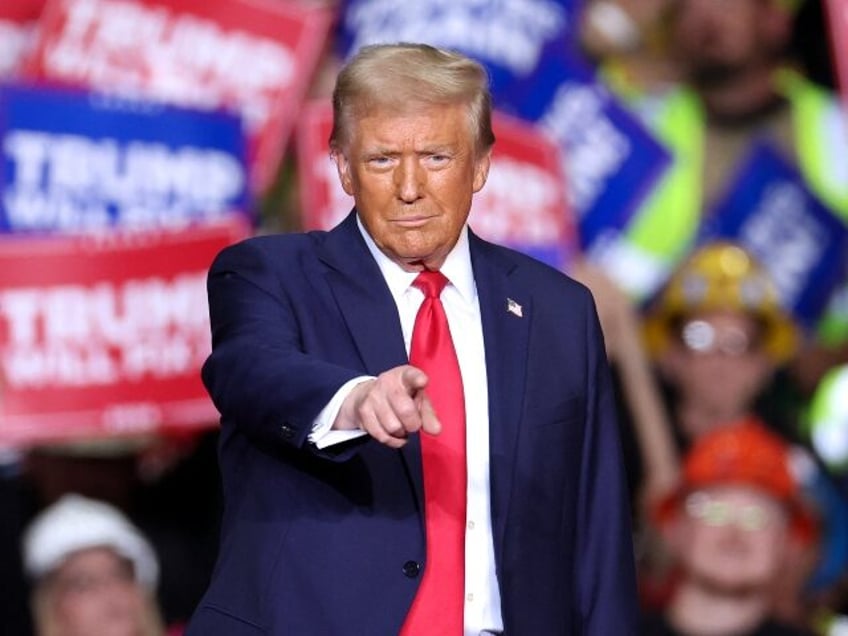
[643,241,798,363]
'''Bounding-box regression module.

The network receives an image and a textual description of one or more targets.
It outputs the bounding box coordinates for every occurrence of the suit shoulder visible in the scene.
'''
[478,238,591,299]
[211,229,329,268]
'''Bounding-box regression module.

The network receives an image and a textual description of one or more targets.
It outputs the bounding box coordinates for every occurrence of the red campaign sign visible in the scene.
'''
[296,101,577,267]
[826,0,848,111]
[23,0,334,193]
[471,112,577,267]
[0,218,250,446]
[0,0,46,77]
[296,100,350,231]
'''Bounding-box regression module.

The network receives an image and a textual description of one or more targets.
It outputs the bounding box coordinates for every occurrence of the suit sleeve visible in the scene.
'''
[576,291,641,634]
[201,239,363,452]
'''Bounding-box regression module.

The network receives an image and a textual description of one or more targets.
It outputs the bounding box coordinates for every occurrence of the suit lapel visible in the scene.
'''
[317,211,425,510]
[470,233,530,563]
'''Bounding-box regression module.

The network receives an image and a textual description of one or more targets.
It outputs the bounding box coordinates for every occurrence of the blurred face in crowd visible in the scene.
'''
[675,486,790,590]
[43,547,148,636]
[664,310,773,435]
[670,0,785,86]
[333,101,491,272]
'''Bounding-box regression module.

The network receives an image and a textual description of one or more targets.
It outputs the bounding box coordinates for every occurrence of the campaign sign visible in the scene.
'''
[335,0,584,105]
[471,113,578,269]
[699,141,848,328]
[295,100,350,232]
[296,101,577,269]
[507,50,670,252]
[0,0,45,77]
[23,0,334,193]
[0,82,251,233]
[0,218,250,445]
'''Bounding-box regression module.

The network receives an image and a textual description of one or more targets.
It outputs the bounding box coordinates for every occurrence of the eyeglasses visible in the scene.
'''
[684,492,779,531]
[680,319,759,356]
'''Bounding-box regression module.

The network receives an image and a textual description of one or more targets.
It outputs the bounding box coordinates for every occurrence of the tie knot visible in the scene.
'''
[413,270,449,298]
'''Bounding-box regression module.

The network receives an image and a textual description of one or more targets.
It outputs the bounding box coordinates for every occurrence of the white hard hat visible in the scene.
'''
[22,493,159,590]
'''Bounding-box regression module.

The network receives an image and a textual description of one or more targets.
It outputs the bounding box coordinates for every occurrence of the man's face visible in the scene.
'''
[333,102,490,271]
[671,0,770,85]
[48,547,147,636]
[676,486,789,591]
[664,310,773,436]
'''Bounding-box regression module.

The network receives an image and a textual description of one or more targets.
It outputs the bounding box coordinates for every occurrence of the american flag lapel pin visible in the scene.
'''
[506,298,523,318]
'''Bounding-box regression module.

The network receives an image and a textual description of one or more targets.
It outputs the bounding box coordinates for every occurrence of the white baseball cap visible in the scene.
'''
[22,493,159,590]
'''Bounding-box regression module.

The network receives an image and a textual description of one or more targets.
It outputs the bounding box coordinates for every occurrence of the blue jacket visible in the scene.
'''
[186,211,639,635]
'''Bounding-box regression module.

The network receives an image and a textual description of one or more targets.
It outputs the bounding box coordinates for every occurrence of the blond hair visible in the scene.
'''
[330,42,495,155]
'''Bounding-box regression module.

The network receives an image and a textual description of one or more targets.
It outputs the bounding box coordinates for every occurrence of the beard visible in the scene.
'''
[689,61,748,89]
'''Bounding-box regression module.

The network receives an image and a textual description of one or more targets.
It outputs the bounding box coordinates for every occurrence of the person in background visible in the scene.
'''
[579,0,681,97]
[187,42,638,634]
[641,241,848,628]
[801,364,848,633]
[642,241,798,446]
[21,492,166,636]
[592,0,848,384]
[643,417,819,635]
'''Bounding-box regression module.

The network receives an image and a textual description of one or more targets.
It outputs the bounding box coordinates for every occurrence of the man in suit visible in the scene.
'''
[187,43,638,635]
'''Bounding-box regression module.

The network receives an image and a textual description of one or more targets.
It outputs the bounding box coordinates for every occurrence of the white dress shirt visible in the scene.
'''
[310,218,504,635]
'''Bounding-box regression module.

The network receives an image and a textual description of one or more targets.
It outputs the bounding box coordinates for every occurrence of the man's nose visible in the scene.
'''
[395,157,424,203]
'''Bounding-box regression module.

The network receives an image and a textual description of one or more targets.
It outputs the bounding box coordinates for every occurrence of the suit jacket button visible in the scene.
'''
[280,425,295,440]
[402,561,421,578]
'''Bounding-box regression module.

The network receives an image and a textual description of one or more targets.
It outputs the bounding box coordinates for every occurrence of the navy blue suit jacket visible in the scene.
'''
[187,212,638,635]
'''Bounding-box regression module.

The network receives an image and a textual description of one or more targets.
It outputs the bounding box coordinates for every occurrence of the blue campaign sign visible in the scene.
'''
[506,51,670,251]
[0,82,252,233]
[698,140,848,328]
[335,0,584,103]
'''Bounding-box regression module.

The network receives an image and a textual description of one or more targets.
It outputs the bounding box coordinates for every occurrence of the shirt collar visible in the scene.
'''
[356,214,476,304]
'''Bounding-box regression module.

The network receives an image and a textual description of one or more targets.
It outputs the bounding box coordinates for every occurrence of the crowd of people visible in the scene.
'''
[2,0,848,634]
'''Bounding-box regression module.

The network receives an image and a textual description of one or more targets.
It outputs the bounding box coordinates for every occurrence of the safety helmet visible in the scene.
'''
[643,241,798,363]
[654,417,818,543]
[22,493,159,589]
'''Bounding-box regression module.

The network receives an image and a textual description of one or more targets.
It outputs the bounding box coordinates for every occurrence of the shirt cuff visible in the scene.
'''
[309,376,374,449]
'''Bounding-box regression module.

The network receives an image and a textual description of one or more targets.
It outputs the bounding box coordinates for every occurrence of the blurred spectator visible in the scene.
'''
[643,417,819,635]
[16,431,222,633]
[805,364,848,486]
[642,243,848,627]
[22,493,166,636]
[643,241,798,445]
[579,0,681,96]
[593,0,848,377]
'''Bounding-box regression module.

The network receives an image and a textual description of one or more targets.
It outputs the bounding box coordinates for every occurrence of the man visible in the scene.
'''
[597,0,848,363]
[642,241,798,444]
[22,493,165,636]
[187,43,638,635]
[643,417,818,635]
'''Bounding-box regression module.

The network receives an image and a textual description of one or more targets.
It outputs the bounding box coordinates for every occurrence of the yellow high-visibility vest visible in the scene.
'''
[601,68,848,343]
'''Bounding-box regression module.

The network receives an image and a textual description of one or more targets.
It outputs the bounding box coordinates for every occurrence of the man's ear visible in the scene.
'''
[331,149,355,196]
[473,149,492,193]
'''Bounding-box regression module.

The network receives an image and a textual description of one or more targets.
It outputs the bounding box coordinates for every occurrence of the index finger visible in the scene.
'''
[418,394,442,436]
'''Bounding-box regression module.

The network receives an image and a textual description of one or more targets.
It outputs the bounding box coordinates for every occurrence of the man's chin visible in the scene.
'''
[690,62,743,89]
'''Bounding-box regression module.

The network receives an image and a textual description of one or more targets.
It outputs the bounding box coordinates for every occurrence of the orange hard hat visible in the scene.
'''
[655,417,817,543]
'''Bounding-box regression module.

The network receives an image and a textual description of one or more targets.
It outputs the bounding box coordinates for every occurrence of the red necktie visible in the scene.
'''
[401,270,467,635]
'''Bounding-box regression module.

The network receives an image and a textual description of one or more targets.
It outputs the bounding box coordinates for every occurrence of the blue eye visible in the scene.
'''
[427,154,450,166]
